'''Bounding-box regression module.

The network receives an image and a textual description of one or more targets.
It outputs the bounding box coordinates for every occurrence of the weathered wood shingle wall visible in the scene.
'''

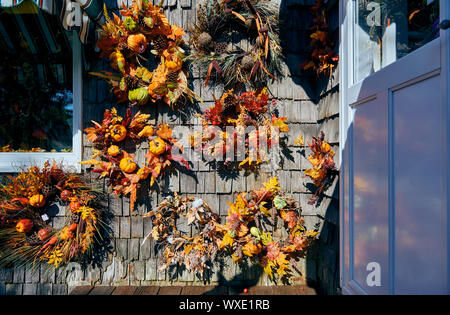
[0,0,340,295]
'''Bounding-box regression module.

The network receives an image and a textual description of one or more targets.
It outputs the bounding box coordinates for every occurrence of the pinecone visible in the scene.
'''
[41,184,56,198]
[167,71,179,83]
[214,42,228,55]
[198,32,212,50]
[26,233,40,245]
[153,35,169,51]
[222,93,238,116]
[118,41,132,56]
[241,55,254,70]
[124,75,140,90]
[70,214,80,224]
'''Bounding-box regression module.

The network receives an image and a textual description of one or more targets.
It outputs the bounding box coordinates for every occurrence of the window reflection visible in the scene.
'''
[0,2,73,153]
[354,0,439,83]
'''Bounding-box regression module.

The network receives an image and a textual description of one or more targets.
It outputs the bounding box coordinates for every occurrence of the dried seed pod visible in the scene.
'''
[198,32,213,50]
[214,42,228,55]
[241,55,254,70]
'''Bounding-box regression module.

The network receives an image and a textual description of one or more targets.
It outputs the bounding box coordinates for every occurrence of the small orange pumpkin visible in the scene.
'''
[107,145,120,156]
[29,194,46,208]
[111,124,127,142]
[37,228,50,241]
[127,33,148,53]
[120,157,137,173]
[69,201,81,213]
[137,167,150,180]
[16,219,33,233]
[149,138,166,155]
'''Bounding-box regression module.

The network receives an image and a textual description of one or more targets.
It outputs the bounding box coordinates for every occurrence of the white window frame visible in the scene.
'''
[0,30,83,173]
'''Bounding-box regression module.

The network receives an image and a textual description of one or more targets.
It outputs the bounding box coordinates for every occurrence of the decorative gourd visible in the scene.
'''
[111,124,127,142]
[123,16,137,32]
[128,87,149,105]
[69,201,81,213]
[107,145,120,156]
[120,157,137,173]
[16,219,33,233]
[149,138,166,155]
[138,125,154,138]
[68,223,78,232]
[29,194,46,208]
[37,228,50,241]
[127,33,148,54]
[137,167,150,180]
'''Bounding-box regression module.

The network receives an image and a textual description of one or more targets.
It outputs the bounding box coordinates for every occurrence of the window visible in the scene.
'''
[0,2,82,172]
[353,0,439,83]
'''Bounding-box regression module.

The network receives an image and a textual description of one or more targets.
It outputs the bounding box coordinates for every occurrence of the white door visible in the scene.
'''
[340,0,450,294]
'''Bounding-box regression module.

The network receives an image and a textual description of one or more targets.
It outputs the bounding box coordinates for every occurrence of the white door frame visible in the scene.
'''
[339,0,450,294]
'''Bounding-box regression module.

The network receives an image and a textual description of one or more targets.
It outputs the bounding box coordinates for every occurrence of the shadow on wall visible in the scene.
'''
[279,0,338,101]
[279,0,318,102]
[305,178,340,295]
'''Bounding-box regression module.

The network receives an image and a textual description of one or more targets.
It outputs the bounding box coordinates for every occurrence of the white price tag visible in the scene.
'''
[41,214,49,221]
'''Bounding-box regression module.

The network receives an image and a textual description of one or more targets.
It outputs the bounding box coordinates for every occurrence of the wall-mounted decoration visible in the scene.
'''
[219,177,318,282]
[188,0,283,88]
[81,108,189,211]
[143,194,224,275]
[191,88,289,169]
[92,0,199,108]
[0,161,105,269]
[300,0,339,76]
[143,177,318,283]
[300,131,336,205]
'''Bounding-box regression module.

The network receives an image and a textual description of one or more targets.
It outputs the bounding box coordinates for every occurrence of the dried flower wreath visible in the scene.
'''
[297,132,336,205]
[191,88,289,169]
[300,0,339,76]
[93,0,199,108]
[80,108,189,211]
[188,0,283,88]
[0,161,105,269]
[143,194,225,275]
[219,177,318,281]
[144,177,318,282]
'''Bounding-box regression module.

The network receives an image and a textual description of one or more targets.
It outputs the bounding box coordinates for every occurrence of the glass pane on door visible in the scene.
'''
[354,0,439,83]
[352,98,389,294]
[393,74,445,294]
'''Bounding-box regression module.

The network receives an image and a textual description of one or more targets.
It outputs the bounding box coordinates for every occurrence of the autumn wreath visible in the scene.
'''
[81,108,189,211]
[144,177,318,282]
[94,0,199,108]
[188,0,283,88]
[219,177,318,282]
[0,161,105,269]
[191,88,289,169]
[143,194,225,275]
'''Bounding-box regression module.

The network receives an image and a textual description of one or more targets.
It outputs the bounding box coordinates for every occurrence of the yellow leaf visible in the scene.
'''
[220,232,234,249]
[294,135,304,146]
